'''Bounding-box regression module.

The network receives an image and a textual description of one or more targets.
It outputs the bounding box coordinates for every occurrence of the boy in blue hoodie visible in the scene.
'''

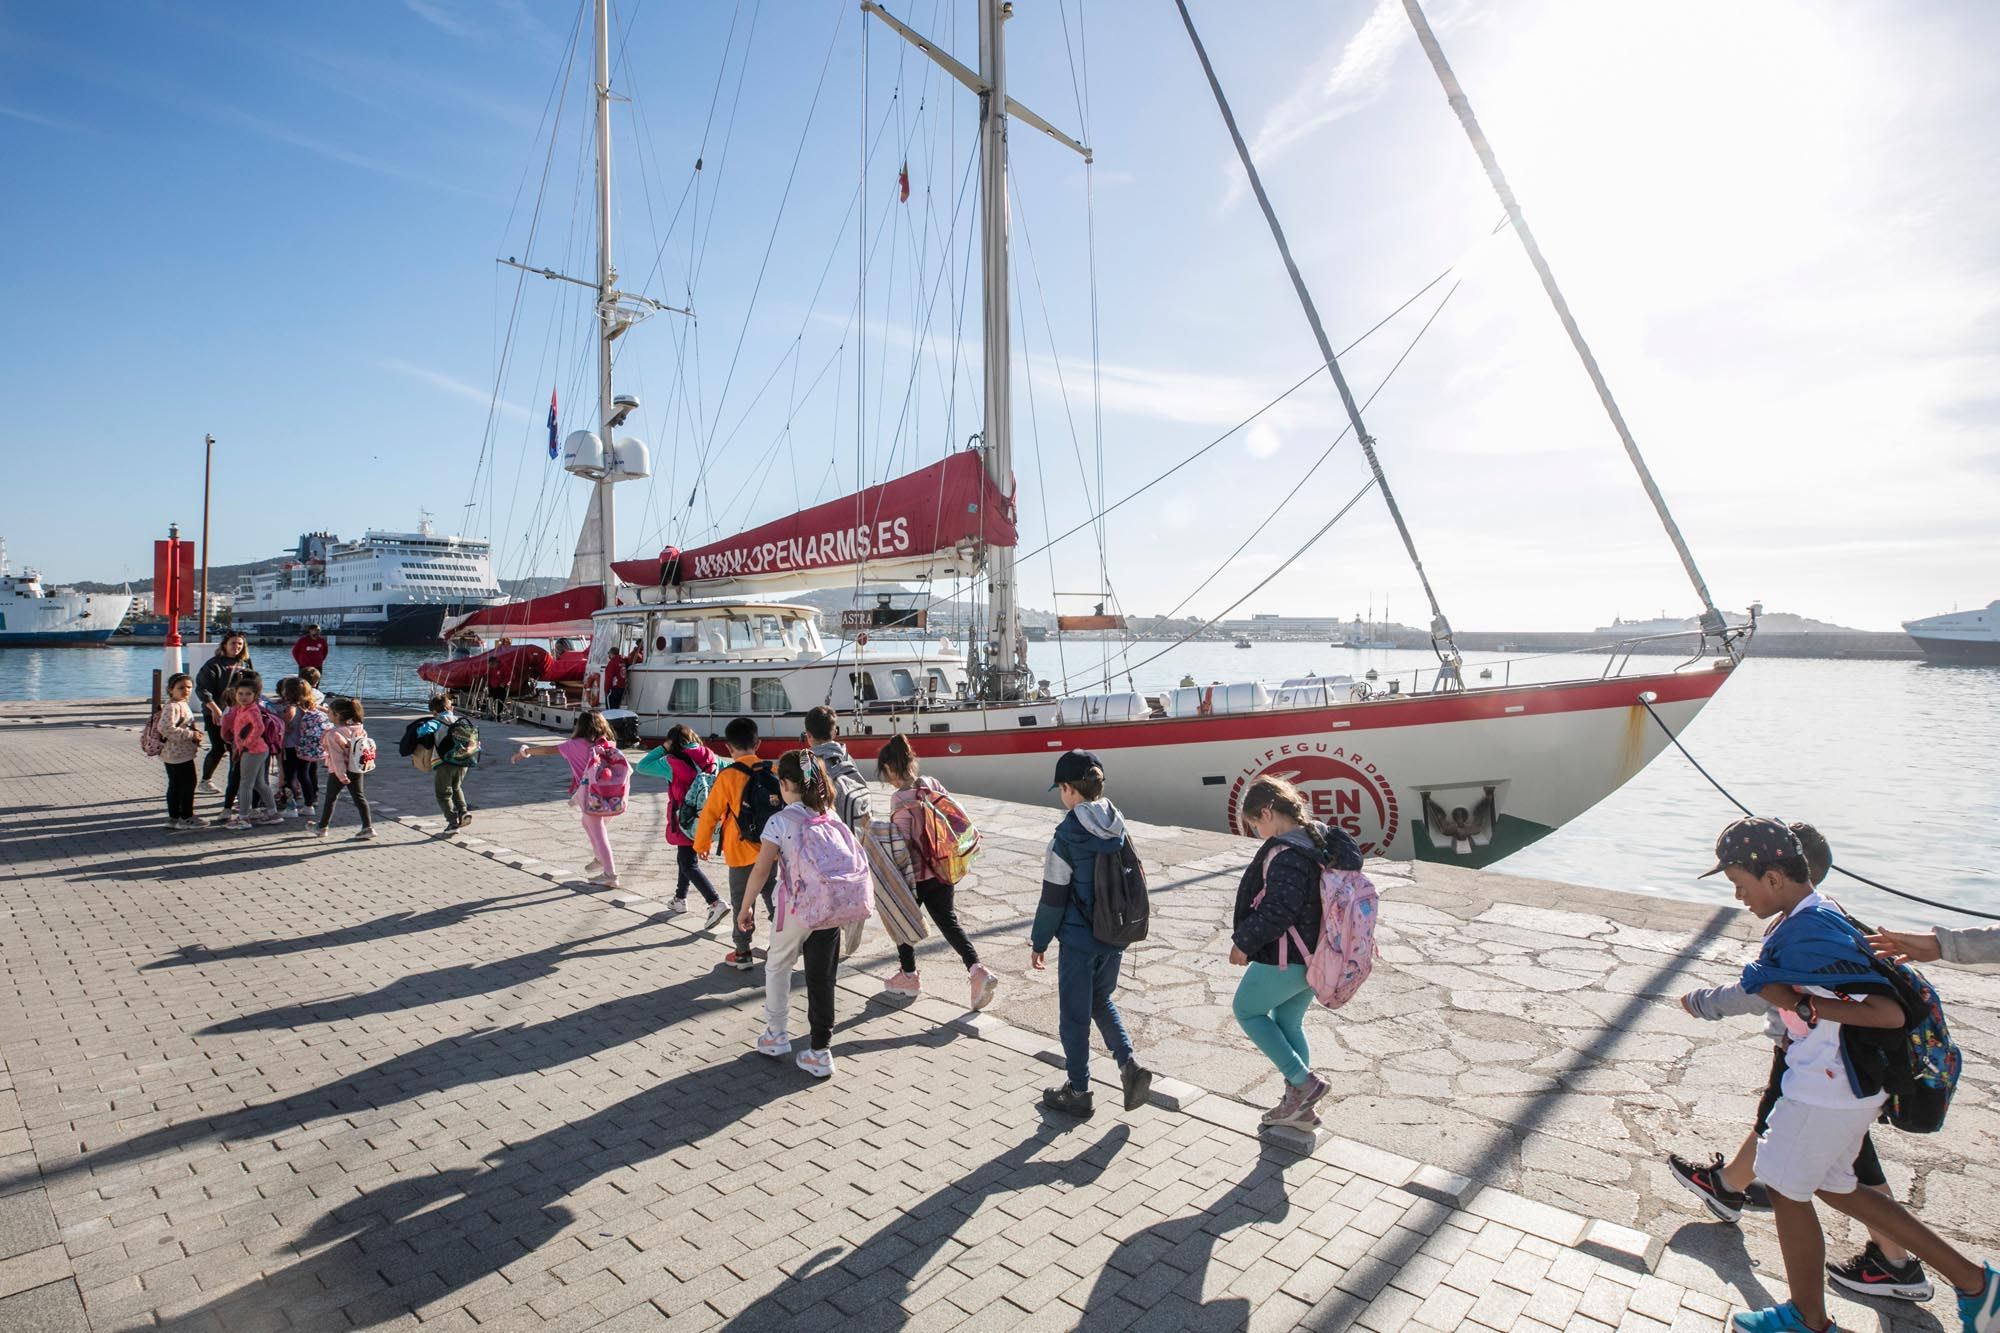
[1704,817,1997,1333]
[1032,750,1153,1118]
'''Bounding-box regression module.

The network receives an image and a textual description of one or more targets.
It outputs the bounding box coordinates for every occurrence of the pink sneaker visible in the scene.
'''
[968,964,999,1011]
[885,971,921,997]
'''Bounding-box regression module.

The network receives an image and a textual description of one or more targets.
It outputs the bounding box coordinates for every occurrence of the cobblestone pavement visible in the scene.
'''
[0,699,1989,1331]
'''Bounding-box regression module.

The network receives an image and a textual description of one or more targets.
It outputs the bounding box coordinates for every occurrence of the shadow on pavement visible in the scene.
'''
[146,885,579,969]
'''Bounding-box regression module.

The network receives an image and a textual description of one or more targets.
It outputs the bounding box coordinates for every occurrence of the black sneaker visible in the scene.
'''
[1667,1152,1748,1224]
[1742,1181,1773,1211]
[1828,1242,1933,1302]
[1042,1084,1094,1118]
[1120,1061,1153,1112]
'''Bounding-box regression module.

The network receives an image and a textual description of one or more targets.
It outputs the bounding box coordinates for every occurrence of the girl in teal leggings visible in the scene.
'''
[1229,775,1362,1131]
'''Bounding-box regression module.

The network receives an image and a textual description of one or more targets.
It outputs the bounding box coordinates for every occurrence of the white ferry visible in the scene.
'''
[1903,602,2000,666]
[232,518,504,645]
[0,541,130,646]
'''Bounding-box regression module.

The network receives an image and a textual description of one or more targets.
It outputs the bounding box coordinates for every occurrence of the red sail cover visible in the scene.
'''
[612,452,1015,590]
[438,585,607,641]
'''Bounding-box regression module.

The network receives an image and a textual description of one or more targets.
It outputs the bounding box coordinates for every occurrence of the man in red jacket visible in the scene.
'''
[292,625,329,673]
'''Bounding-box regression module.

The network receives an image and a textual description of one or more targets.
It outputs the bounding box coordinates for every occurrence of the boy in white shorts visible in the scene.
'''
[1701,817,1999,1333]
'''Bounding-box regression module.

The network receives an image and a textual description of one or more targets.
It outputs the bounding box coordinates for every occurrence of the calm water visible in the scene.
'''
[8,639,1995,925]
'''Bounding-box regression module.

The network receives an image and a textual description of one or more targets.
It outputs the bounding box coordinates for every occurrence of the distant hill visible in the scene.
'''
[72,556,282,596]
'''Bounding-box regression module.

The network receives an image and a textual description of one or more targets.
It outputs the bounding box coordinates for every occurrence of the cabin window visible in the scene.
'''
[750,678,790,712]
[888,668,918,699]
[850,671,879,703]
[926,668,948,694]
[709,677,742,712]
[727,619,755,651]
[668,678,699,712]
[755,615,787,647]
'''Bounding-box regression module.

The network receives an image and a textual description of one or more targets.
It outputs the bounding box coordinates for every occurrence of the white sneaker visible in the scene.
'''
[756,1029,792,1058]
[702,900,730,932]
[587,871,621,889]
[352,827,376,841]
[197,780,219,794]
[968,964,999,1011]
[666,898,688,916]
[583,859,602,876]
[795,1049,834,1080]
[310,826,327,839]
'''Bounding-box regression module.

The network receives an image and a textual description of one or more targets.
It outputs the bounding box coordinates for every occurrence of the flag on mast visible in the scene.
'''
[546,388,558,460]
[898,161,910,203]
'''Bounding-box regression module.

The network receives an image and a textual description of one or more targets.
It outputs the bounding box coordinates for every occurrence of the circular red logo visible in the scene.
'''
[1226,749,1400,855]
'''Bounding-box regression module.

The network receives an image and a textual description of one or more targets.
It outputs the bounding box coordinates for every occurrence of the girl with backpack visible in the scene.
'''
[636,725,730,930]
[291,682,327,820]
[1230,775,1363,1131]
[151,672,204,831]
[740,749,872,1078]
[315,696,377,840]
[513,710,629,889]
[878,735,998,1010]
[221,674,279,828]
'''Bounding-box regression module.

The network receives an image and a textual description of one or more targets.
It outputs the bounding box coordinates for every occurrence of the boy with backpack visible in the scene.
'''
[1230,775,1369,1131]
[1033,750,1153,1118]
[415,693,480,830]
[1691,817,1997,1333]
[695,717,785,971]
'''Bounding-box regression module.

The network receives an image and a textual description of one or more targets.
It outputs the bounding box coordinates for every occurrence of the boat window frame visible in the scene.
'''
[667,677,700,712]
[749,677,790,713]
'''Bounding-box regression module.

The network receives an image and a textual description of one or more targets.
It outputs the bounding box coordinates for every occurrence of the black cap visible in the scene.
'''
[1050,749,1105,790]
[1699,816,1803,879]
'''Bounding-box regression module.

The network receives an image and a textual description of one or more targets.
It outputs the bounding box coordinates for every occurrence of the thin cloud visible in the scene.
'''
[0,104,100,135]
[383,359,529,420]
[403,0,481,40]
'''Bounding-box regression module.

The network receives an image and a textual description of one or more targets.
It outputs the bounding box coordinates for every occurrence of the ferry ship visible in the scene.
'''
[1903,602,2000,665]
[232,518,503,645]
[0,541,130,645]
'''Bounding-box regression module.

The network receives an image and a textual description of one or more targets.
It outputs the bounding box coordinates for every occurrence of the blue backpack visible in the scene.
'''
[1833,915,1961,1133]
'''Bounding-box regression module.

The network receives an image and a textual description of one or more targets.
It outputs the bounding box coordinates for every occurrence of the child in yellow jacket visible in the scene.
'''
[695,717,784,970]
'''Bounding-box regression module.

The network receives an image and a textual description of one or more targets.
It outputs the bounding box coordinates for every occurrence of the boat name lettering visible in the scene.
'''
[1225,741,1401,856]
[690,517,912,581]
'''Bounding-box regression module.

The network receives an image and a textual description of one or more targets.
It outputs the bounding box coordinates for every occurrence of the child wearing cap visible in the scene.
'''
[1668,822,1929,1301]
[1694,817,1998,1333]
[1032,750,1153,1118]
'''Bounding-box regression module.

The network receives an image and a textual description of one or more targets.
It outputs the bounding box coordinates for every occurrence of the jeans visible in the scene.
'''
[896,878,980,974]
[675,845,719,904]
[434,764,469,820]
[764,921,840,1050]
[1056,941,1135,1093]
[729,863,774,954]
[1232,962,1316,1086]
[319,772,371,830]
[240,752,274,813]
[164,761,195,820]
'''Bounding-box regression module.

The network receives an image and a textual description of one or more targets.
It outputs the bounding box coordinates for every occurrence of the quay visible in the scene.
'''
[0,698,1991,1331]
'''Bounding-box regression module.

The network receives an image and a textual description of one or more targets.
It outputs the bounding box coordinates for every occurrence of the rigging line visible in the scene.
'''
[1402,0,1725,637]
[1638,702,2000,923]
[689,0,765,292]
[1052,478,1380,695]
[1175,0,1459,660]
[1160,276,1465,626]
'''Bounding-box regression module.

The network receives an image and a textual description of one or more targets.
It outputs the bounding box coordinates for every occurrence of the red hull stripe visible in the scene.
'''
[828,667,1731,760]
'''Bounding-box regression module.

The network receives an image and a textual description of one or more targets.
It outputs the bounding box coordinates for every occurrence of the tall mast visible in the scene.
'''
[591,0,618,599]
[1399,0,1728,643]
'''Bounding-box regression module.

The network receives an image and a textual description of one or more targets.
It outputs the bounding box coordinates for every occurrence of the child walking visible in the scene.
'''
[1033,750,1152,1118]
[221,673,278,828]
[418,692,477,830]
[1230,775,1362,1131]
[694,717,782,970]
[740,749,870,1079]
[636,724,730,930]
[513,711,626,888]
[154,673,204,831]
[291,680,326,821]
[315,697,377,839]
[876,734,998,1009]
[1694,817,1998,1333]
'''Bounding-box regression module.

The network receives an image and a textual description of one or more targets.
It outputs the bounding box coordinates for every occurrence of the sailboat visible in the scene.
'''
[448,0,1748,869]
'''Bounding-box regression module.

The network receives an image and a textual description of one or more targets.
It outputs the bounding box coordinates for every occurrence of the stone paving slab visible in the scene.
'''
[0,699,1990,1332]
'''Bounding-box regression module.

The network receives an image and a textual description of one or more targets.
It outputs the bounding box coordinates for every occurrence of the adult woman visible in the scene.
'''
[1229,775,1361,1131]
[194,633,253,801]
[513,711,626,888]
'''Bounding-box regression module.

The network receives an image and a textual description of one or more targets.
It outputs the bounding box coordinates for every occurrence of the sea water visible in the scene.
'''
[6,639,1994,925]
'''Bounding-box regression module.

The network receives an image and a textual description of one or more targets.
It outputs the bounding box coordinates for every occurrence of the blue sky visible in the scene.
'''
[4,0,1996,630]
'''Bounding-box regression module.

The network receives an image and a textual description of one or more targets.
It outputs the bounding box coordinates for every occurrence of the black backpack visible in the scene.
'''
[437,717,481,767]
[1091,836,1150,947]
[397,718,429,758]
[734,761,784,844]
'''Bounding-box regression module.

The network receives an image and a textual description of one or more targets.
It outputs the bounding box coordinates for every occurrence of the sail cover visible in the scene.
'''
[613,451,1016,599]
[438,584,607,641]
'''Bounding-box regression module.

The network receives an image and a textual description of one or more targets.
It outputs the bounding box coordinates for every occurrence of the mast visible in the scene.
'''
[1399,0,1729,644]
[591,0,618,599]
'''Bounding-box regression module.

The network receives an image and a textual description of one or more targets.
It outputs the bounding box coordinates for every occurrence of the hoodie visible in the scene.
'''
[1232,822,1362,967]
[1739,901,1898,1102]
[1034,799,1129,953]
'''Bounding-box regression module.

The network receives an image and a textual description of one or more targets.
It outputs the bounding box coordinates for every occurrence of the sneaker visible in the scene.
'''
[353,827,377,841]
[1960,1262,2000,1333]
[1828,1242,1932,1302]
[665,897,688,916]
[223,818,251,831]
[1733,1302,1840,1333]
[169,819,200,834]
[250,812,281,825]
[885,970,922,997]
[1668,1152,1748,1224]
[727,950,757,972]
[1042,1084,1093,1118]
[968,964,999,1011]
[701,900,730,932]
[796,1049,834,1080]
[310,826,327,839]
[441,819,461,834]
[1120,1061,1153,1112]
[1262,1073,1330,1128]
[198,779,219,794]
[589,874,622,890]
[755,1029,792,1058]
[1743,1182,1773,1211]
[457,812,473,828]
[212,812,237,826]
[583,859,602,876]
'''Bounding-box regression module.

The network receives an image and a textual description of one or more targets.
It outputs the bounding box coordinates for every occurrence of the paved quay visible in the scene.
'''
[0,697,1992,1332]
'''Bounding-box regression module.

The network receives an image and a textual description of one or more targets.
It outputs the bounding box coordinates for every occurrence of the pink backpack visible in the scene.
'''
[1258,845,1381,1009]
[583,742,631,817]
[776,809,874,932]
[140,710,166,758]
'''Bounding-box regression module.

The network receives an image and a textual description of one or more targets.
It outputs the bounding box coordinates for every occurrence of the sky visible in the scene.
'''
[3,0,1997,632]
